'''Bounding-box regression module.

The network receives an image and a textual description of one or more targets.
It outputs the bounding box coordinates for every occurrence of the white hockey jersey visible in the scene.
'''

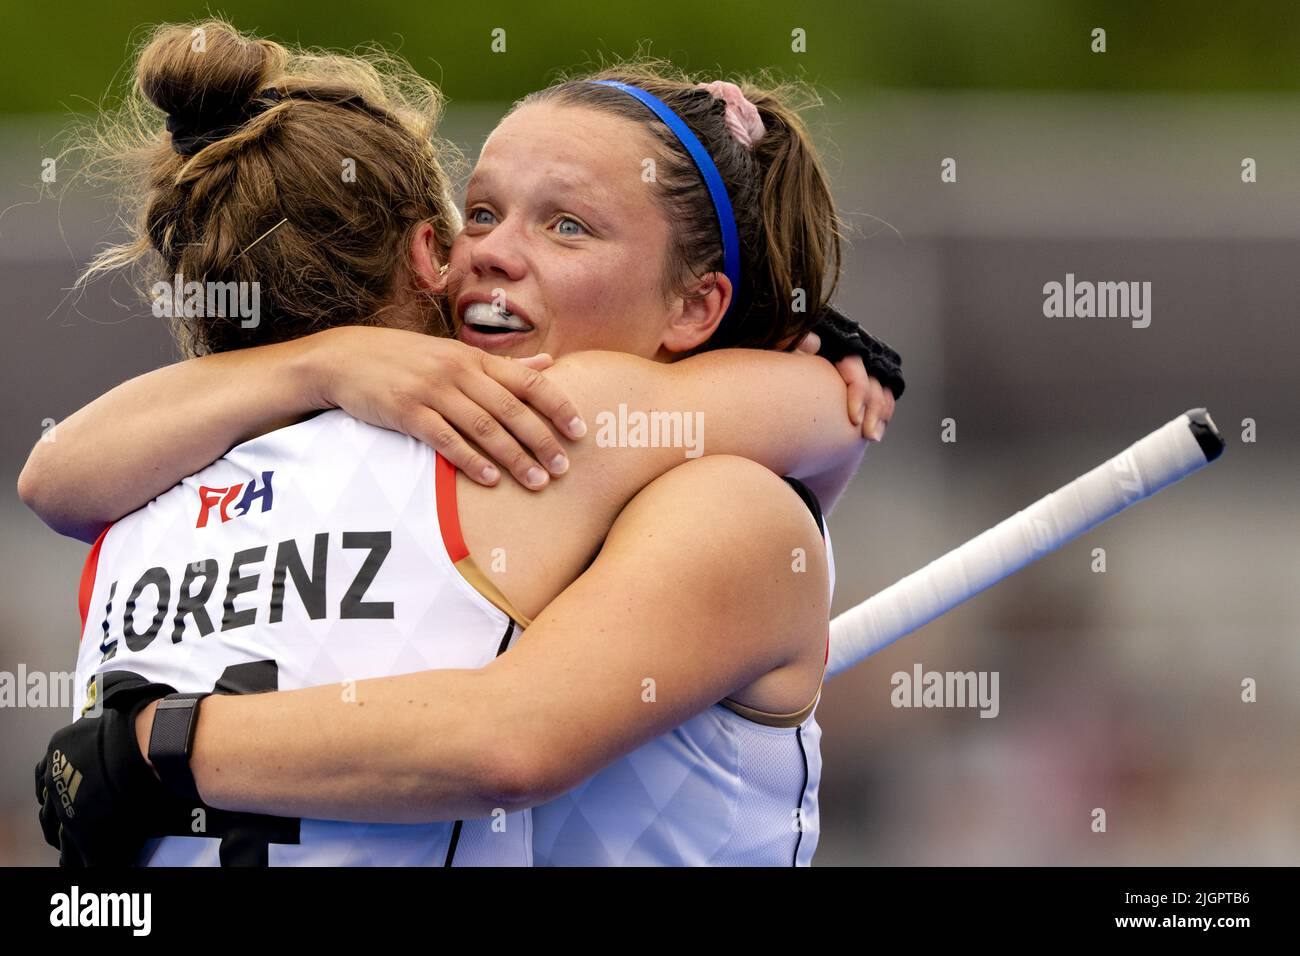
[73,410,531,866]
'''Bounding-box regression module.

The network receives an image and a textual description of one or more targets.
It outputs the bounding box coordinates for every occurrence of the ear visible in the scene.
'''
[409,221,449,294]
[659,272,733,354]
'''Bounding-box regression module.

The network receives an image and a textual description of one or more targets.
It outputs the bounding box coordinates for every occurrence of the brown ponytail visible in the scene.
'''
[749,86,843,347]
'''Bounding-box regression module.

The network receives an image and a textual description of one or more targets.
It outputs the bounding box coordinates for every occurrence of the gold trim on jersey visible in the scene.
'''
[452,555,534,629]
[719,687,821,728]
[436,452,534,628]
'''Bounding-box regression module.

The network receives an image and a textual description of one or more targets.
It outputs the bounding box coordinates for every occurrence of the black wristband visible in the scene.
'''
[148,693,210,801]
[810,305,905,400]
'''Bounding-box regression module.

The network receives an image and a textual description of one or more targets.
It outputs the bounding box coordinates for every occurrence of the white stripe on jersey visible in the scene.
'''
[73,410,530,866]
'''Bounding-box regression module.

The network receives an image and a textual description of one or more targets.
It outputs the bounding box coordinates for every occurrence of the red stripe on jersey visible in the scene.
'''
[435,453,469,563]
[78,524,112,638]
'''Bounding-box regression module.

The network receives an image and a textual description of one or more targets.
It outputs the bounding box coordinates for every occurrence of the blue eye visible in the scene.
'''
[469,208,497,226]
[555,217,585,236]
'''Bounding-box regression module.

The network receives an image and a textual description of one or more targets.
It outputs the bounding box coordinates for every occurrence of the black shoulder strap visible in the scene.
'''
[781,476,825,536]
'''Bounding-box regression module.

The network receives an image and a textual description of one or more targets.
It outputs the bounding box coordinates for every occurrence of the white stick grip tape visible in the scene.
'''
[827,411,1220,678]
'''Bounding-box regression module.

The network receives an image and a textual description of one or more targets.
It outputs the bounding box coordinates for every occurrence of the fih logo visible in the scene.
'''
[197,471,274,528]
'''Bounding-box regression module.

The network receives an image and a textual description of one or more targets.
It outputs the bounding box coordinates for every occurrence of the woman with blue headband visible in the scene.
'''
[27,22,899,866]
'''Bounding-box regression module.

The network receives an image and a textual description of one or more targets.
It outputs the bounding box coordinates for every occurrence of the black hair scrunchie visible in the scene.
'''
[165,88,285,157]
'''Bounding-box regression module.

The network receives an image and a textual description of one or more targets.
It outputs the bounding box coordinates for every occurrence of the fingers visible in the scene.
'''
[513,352,555,371]
[39,802,57,850]
[829,349,898,442]
[482,352,586,441]
[384,347,585,490]
[401,407,504,487]
[836,356,871,430]
[413,397,552,491]
[795,332,821,355]
[58,827,87,868]
[863,376,888,441]
[38,784,62,851]
[461,376,572,485]
[37,757,67,855]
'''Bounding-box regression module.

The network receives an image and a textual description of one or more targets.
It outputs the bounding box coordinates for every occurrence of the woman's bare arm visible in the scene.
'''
[17,329,584,542]
[540,348,871,512]
[17,336,322,542]
[20,326,882,544]
[136,456,828,822]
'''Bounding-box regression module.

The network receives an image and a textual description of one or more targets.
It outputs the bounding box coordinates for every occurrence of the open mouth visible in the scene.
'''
[461,301,534,335]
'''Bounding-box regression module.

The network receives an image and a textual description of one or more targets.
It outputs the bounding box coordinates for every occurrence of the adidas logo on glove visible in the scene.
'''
[50,749,82,818]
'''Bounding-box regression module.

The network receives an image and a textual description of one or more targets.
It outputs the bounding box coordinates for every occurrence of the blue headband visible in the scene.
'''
[591,80,740,322]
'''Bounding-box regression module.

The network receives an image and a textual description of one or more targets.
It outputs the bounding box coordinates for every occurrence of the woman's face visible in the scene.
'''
[447,102,685,360]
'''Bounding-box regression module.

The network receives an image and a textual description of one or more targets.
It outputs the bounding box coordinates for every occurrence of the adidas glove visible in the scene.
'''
[35,671,185,867]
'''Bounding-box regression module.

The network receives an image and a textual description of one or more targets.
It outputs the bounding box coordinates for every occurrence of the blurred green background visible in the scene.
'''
[4,0,1300,114]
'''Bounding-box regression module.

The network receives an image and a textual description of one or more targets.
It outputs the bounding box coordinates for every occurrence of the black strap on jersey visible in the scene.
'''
[781,476,825,537]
